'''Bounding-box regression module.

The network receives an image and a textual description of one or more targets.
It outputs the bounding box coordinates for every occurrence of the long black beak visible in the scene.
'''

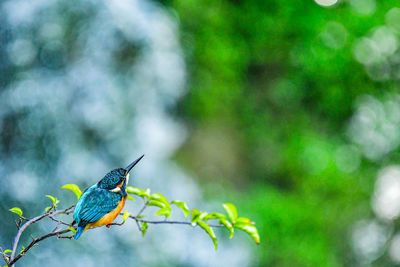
[125,154,144,173]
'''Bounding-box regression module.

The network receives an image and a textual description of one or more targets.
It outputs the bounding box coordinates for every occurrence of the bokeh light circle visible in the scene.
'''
[314,0,338,7]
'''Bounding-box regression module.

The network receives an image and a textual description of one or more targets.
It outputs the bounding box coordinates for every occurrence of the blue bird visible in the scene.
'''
[73,155,144,239]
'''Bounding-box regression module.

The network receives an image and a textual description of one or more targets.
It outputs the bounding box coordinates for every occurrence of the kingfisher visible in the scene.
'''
[72,155,144,239]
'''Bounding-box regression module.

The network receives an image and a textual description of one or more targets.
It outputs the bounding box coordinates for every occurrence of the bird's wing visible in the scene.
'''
[75,187,122,225]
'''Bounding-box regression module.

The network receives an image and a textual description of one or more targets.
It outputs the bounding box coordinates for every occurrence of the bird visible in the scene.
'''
[72,155,144,240]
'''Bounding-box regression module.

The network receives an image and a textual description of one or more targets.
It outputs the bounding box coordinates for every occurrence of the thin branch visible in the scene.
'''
[137,200,148,217]
[48,216,71,227]
[134,200,148,232]
[8,229,71,266]
[135,220,143,232]
[112,211,225,228]
[9,206,74,265]
[136,218,225,228]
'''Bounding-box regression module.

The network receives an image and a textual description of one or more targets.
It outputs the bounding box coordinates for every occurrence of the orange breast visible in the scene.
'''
[86,196,127,230]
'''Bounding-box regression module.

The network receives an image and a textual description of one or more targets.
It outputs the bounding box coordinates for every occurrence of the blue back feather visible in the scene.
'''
[74,226,85,240]
[73,184,122,239]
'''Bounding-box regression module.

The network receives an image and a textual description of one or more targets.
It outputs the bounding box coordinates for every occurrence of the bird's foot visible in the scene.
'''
[106,224,112,228]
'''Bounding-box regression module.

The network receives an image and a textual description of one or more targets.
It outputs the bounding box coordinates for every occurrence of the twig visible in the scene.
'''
[48,216,71,227]
[137,200,148,217]
[131,200,149,232]
[135,218,225,228]
[9,206,74,265]
[135,220,143,232]
[8,229,71,266]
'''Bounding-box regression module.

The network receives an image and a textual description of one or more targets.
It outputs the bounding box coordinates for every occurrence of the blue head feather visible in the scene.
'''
[98,168,126,190]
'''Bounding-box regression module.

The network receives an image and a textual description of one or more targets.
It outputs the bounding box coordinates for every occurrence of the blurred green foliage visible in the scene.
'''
[163,0,400,265]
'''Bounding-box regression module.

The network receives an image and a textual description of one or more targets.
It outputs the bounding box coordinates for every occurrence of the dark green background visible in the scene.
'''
[168,0,400,265]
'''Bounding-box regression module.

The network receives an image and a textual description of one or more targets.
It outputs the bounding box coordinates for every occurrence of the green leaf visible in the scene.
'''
[144,188,151,197]
[148,200,165,208]
[127,195,135,201]
[197,221,218,250]
[20,246,25,253]
[9,207,23,217]
[142,222,148,236]
[236,217,253,224]
[3,249,12,255]
[61,184,82,200]
[191,209,208,223]
[45,195,60,207]
[150,193,170,208]
[234,222,260,244]
[200,212,234,238]
[197,213,233,239]
[223,203,238,223]
[126,186,150,198]
[155,206,171,217]
[122,210,131,223]
[126,186,142,195]
[200,212,208,220]
[191,209,201,223]
[148,197,171,218]
[45,206,52,213]
[171,200,190,217]
[219,217,234,238]
[203,212,227,221]
[68,227,76,234]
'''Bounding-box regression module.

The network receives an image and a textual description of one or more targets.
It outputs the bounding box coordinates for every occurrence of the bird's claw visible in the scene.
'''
[106,224,111,228]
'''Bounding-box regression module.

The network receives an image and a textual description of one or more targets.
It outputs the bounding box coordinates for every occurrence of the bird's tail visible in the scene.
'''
[74,226,86,240]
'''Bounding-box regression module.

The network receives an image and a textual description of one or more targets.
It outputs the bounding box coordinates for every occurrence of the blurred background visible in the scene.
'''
[0,0,400,266]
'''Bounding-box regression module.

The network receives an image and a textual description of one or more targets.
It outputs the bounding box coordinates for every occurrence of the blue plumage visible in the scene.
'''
[73,185,123,239]
[74,226,85,240]
[72,155,144,239]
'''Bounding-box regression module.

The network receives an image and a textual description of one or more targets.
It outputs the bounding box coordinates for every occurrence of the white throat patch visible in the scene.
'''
[109,173,130,193]
[109,187,121,193]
